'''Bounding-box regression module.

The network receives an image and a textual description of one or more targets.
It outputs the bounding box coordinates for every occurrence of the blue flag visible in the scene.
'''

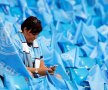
[0,19,30,78]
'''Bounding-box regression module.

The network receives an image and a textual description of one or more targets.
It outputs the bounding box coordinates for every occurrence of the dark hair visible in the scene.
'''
[21,16,42,34]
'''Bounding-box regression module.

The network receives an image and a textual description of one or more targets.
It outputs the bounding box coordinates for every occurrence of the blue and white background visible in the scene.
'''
[0,0,108,90]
